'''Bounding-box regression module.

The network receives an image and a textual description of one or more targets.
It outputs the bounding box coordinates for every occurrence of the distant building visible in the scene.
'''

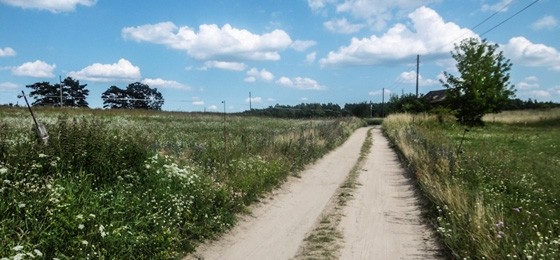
[424,89,447,104]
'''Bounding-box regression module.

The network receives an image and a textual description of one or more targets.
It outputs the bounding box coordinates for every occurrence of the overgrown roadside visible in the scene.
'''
[293,128,373,259]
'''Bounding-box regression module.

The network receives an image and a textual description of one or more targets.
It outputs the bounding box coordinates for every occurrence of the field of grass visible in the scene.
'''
[0,107,364,259]
[383,109,560,259]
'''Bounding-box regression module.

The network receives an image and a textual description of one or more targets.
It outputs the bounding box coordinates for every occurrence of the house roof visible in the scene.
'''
[424,89,447,103]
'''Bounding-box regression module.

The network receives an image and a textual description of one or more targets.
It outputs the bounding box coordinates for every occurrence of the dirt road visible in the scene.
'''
[186,127,441,260]
[339,128,441,259]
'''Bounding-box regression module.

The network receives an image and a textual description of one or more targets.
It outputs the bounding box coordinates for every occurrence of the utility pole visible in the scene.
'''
[382,88,385,117]
[249,92,252,110]
[59,75,63,107]
[416,54,420,97]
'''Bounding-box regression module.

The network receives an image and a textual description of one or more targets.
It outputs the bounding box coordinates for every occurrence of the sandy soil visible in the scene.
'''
[185,127,442,260]
[186,127,369,260]
[339,128,442,259]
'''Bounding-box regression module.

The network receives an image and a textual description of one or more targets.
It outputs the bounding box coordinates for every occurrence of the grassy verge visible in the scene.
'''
[294,128,373,259]
[0,107,364,259]
[382,111,560,259]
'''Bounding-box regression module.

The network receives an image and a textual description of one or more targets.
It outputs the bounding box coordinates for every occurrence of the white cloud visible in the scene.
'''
[0,82,18,91]
[68,58,141,82]
[192,100,205,106]
[245,67,274,83]
[203,61,246,71]
[482,0,513,13]
[324,18,364,34]
[267,98,276,102]
[12,60,56,78]
[517,76,540,90]
[122,22,292,61]
[368,89,391,96]
[208,105,218,111]
[142,78,190,90]
[532,15,558,30]
[276,76,326,90]
[335,0,439,30]
[291,40,317,52]
[397,71,438,86]
[530,90,550,98]
[245,97,262,103]
[308,0,328,11]
[320,7,477,67]
[306,52,317,64]
[0,0,96,13]
[0,47,16,57]
[301,97,309,101]
[502,36,560,71]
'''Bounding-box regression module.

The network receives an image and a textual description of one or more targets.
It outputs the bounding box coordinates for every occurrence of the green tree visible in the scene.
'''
[26,77,89,107]
[441,38,515,125]
[101,82,164,110]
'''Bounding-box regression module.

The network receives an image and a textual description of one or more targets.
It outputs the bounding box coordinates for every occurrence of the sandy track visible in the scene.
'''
[186,127,370,260]
[186,127,442,259]
[339,128,441,259]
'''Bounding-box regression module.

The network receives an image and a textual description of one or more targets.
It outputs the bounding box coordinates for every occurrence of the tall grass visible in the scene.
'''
[0,107,364,259]
[383,111,560,259]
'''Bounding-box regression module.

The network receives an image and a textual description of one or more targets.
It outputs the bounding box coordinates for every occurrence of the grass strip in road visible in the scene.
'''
[294,127,373,260]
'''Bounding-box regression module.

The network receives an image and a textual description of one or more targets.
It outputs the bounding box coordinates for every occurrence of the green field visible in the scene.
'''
[383,109,560,259]
[0,107,363,259]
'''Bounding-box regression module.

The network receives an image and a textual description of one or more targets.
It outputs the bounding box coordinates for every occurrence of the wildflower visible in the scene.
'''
[13,245,24,251]
[0,167,7,174]
[78,224,85,230]
[38,153,48,158]
[13,254,25,260]
[497,231,504,239]
[513,207,522,213]
[81,240,89,245]
[76,214,83,220]
[33,249,43,257]
[89,213,96,218]
[496,220,504,228]
[99,224,107,237]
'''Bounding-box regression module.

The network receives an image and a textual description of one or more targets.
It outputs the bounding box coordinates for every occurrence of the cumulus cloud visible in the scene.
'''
[68,58,141,82]
[291,40,317,52]
[0,82,18,91]
[335,0,438,30]
[244,67,274,83]
[397,71,438,86]
[203,61,246,71]
[0,0,96,13]
[122,22,292,62]
[517,76,540,90]
[502,36,560,71]
[245,96,262,103]
[12,60,56,78]
[142,78,190,90]
[324,18,365,34]
[368,88,392,96]
[481,0,513,13]
[532,15,558,30]
[276,76,326,90]
[0,47,16,57]
[530,90,550,98]
[320,6,477,67]
[306,52,317,64]
[192,100,205,106]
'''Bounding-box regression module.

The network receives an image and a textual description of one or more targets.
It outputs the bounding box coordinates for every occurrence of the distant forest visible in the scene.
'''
[241,95,560,118]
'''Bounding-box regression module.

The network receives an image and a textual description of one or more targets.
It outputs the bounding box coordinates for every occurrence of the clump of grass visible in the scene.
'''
[0,107,364,259]
[383,111,560,259]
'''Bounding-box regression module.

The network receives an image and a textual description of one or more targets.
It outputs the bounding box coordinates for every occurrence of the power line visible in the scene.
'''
[480,0,541,37]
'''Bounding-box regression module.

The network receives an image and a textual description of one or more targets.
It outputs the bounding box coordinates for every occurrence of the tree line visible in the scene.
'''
[23,77,164,110]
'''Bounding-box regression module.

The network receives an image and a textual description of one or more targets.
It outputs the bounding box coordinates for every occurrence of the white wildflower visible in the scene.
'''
[18,203,25,208]
[13,253,25,260]
[39,153,48,158]
[33,249,43,257]
[81,240,89,245]
[78,224,85,230]
[0,167,7,174]
[13,245,24,251]
[76,214,83,220]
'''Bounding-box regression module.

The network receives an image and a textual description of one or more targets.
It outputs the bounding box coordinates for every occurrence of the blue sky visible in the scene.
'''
[1,0,559,112]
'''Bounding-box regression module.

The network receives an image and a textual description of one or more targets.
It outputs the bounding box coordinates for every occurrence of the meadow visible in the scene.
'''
[383,108,560,259]
[0,107,364,259]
